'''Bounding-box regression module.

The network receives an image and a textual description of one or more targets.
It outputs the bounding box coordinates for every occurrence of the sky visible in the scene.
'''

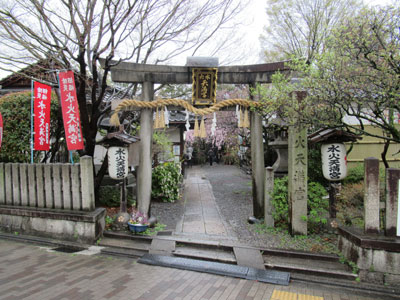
[0,0,393,79]
[236,0,393,65]
[236,0,269,64]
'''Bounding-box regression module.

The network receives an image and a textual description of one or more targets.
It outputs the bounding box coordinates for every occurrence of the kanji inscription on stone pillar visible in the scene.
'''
[288,124,308,235]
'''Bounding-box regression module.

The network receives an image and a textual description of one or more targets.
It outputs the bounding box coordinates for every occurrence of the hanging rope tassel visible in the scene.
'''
[236,105,240,128]
[243,108,250,128]
[194,116,199,137]
[154,107,159,129]
[200,116,206,138]
[239,107,244,128]
[159,106,165,128]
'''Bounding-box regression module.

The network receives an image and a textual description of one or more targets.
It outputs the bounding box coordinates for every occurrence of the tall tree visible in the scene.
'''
[0,0,244,192]
[260,0,362,62]
[303,4,400,166]
[257,4,400,166]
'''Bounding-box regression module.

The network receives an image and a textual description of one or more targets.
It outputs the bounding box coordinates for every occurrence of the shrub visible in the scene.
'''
[308,145,328,186]
[343,164,364,185]
[153,129,174,164]
[152,162,182,202]
[98,186,135,207]
[336,182,364,228]
[271,176,328,233]
[222,150,239,165]
[272,176,289,227]
[0,91,61,162]
[338,182,364,208]
[307,181,329,233]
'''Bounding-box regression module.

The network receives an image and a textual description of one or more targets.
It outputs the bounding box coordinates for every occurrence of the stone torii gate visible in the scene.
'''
[101,59,290,222]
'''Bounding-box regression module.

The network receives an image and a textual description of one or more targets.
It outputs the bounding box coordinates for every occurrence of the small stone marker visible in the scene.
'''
[80,156,95,211]
[288,124,307,235]
[264,167,274,227]
[364,157,380,234]
[385,168,400,236]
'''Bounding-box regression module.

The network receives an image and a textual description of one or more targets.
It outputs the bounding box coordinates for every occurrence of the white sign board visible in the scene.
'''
[321,143,347,181]
[108,146,128,180]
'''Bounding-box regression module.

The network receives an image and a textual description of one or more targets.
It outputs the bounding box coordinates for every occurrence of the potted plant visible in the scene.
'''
[127,211,149,233]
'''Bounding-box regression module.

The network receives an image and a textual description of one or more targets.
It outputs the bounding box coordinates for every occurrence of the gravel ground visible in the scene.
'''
[149,163,338,253]
[151,163,278,246]
[203,164,338,252]
[201,164,281,247]
[150,190,185,232]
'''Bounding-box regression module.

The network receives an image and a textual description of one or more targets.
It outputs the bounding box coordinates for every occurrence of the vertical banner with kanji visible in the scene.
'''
[58,71,84,150]
[33,82,52,150]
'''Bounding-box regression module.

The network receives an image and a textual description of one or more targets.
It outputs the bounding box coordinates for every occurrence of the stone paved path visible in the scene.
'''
[0,239,386,300]
[176,166,231,237]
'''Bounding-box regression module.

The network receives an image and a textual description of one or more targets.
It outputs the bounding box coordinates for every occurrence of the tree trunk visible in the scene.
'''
[381,139,390,169]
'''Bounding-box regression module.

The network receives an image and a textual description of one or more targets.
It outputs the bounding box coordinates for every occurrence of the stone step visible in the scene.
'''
[263,254,357,280]
[103,230,153,242]
[172,244,236,264]
[261,247,339,262]
[100,230,357,282]
[100,245,148,258]
[99,236,151,252]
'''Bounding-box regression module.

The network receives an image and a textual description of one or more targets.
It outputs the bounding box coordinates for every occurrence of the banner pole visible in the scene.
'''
[70,151,74,165]
[30,80,34,164]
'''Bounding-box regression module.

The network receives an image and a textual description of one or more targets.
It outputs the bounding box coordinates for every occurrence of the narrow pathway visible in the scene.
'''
[176,166,232,238]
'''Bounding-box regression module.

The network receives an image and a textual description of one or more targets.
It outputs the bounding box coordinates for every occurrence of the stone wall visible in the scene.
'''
[338,227,400,286]
[337,158,400,287]
[0,207,105,243]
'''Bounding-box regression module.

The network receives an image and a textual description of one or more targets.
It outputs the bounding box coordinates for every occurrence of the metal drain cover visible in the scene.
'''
[52,246,86,253]
[138,254,290,286]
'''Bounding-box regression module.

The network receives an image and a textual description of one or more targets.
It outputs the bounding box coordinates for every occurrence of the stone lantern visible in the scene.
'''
[266,119,289,177]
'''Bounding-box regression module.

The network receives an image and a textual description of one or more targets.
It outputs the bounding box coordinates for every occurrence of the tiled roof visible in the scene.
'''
[169,111,195,123]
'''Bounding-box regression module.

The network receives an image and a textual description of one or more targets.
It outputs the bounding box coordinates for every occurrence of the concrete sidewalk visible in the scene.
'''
[0,239,391,300]
[176,166,231,238]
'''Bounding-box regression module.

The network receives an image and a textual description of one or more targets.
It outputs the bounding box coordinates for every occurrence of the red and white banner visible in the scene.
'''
[0,112,3,150]
[34,82,52,151]
[58,71,84,150]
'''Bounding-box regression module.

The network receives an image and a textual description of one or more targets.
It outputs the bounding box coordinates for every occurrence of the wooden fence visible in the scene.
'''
[0,156,95,211]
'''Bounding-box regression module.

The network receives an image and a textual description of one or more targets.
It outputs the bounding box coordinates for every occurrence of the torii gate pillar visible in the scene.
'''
[250,82,265,219]
[137,81,154,216]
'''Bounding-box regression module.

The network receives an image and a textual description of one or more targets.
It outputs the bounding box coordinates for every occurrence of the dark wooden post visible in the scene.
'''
[329,182,338,218]
[120,178,127,213]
